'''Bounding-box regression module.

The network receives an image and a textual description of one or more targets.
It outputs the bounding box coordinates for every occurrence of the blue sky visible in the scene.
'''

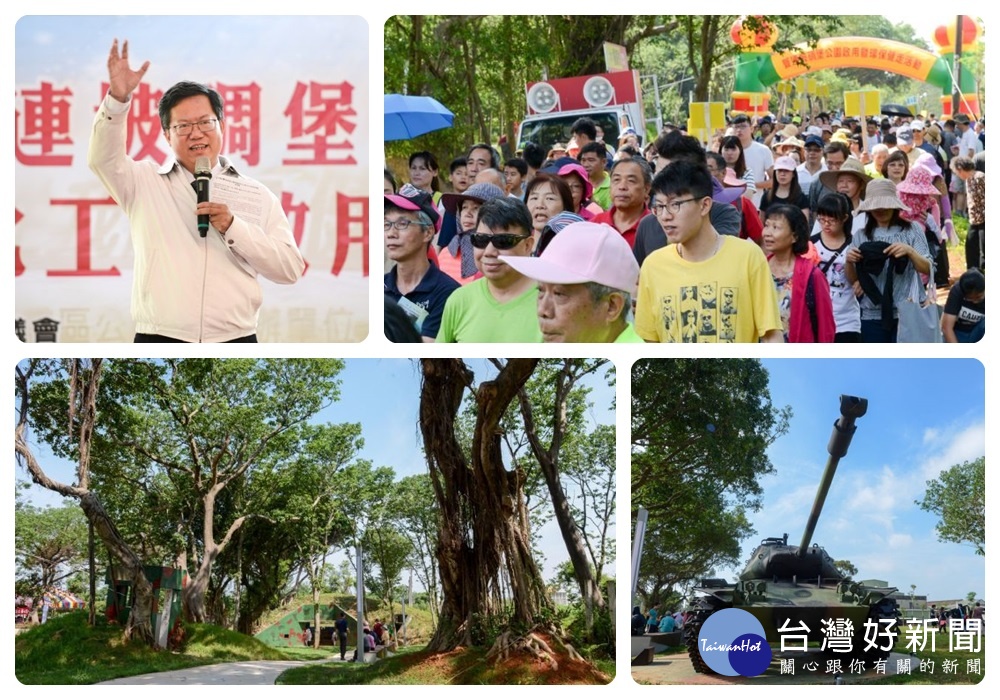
[16,359,617,582]
[711,359,985,603]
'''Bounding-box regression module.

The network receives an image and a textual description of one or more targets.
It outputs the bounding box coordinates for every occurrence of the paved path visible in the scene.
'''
[98,656,345,685]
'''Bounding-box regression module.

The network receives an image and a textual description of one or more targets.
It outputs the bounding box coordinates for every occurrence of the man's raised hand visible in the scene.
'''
[107,38,150,103]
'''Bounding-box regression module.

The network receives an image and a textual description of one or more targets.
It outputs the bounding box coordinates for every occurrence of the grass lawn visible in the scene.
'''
[15,611,303,684]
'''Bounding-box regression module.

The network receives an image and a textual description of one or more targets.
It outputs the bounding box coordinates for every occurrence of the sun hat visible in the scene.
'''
[499,221,639,294]
[896,165,941,196]
[556,162,594,200]
[855,178,910,213]
[913,152,947,195]
[819,157,871,194]
[712,167,747,205]
[773,155,798,171]
[775,137,805,158]
[440,182,505,215]
[779,124,799,139]
[547,142,568,159]
[385,184,441,232]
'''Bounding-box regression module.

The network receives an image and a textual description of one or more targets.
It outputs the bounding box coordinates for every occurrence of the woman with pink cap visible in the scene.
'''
[557,162,604,220]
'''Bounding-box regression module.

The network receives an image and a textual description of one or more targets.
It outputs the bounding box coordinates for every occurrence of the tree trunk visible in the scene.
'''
[518,361,606,634]
[419,359,551,653]
[15,360,155,645]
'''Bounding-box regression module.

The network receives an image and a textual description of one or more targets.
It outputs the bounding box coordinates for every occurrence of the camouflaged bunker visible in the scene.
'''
[686,395,901,674]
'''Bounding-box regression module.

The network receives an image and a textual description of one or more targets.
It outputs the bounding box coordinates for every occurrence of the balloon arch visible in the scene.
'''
[729,16,981,118]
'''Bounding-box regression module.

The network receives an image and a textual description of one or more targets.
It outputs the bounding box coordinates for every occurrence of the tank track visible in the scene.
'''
[686,606,727,674]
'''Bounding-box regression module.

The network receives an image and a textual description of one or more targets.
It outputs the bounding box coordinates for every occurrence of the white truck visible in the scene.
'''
[516,70,647,155]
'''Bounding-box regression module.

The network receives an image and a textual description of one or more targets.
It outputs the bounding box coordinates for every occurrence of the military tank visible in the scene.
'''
[686,395,901,674]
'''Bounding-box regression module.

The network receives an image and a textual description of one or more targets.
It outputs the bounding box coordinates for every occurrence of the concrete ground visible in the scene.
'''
[97,656,346,685]
[631,651,912,685]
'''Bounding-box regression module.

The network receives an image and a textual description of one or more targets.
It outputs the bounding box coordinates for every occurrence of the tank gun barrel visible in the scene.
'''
[798,395,868,555]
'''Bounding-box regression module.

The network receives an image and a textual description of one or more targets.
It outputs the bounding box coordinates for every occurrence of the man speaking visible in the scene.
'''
[88,39,305,342]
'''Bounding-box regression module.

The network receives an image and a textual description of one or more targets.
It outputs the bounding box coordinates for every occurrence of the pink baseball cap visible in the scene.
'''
[499,222,639,294]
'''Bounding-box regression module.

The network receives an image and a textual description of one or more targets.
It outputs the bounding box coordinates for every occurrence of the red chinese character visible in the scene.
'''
[48,197,121,277]
[332,193,367,276]
[15,82,74,166]
[834,47,842,58]
[783,58,792,69]
[218,82,261,166]
[895,53,905,64]
[913,60,922,71]
[281,190,310,274]
[825,48,834,59]
[283,81,358,165]
[860,48,868,59]
[879,50,887,61]
[100,81,168,165]
[853,47,860,57]
[904,56,913,67]
[15,208,25,276]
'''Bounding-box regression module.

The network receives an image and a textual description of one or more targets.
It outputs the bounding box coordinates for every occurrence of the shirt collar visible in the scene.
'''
[159,155,240,178]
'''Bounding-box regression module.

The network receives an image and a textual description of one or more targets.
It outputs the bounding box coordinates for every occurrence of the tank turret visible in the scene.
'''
[686,395,900,675]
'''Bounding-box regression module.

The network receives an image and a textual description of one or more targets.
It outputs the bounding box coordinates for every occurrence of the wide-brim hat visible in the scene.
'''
[779,124,799,139]
[712,168,746,205]
[913,152,947,195]
[819,158,871,194]
[557,162,594,200]
[897,165,941,196]
[855,178,910,213]
[440,182,505,215]
[775,137,805,156]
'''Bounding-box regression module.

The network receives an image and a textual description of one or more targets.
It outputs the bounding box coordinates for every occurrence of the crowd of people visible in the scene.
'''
[385,111,984,343]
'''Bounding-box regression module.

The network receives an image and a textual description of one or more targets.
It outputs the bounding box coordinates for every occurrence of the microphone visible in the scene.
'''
[194,156,212,237]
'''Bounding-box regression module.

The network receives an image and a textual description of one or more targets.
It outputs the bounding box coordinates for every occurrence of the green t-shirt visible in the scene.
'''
[613,323,645,343]
[635,236,781,343]
[436,278,542,343]
[591,176,611,211]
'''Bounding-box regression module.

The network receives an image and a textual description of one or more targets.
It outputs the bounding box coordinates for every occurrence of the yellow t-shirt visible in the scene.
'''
[635,236,782,343]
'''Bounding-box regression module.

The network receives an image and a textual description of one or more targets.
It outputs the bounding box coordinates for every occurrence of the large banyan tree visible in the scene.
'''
[418,359,551,652]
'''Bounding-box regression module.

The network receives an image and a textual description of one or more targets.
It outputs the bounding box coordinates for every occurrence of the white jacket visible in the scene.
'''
[88,95,304,342]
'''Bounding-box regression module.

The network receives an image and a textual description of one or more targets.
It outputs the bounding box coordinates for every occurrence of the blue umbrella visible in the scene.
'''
[384,94,454,141]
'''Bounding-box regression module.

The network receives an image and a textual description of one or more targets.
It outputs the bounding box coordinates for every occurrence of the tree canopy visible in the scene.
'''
[916,457,985,555]
[631,359,790,604]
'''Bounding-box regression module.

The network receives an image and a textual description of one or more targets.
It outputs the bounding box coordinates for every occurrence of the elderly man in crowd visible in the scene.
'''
[501,221,644,343]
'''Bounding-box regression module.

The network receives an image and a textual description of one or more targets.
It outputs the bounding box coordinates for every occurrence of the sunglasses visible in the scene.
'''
[469,232,532,250]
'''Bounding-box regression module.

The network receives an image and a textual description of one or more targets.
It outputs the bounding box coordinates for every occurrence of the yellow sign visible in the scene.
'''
[776,82,792,95]
[689,102,726,132]
[686,119,711,145]
[793,98,806,112]
[844,90,881,117]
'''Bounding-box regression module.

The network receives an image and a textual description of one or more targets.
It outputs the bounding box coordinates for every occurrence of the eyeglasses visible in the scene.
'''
[384,218,423,231]
[652,197,703,216]
[469,232,532,250]
[816,215,842,227]
[169,118,219,136]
